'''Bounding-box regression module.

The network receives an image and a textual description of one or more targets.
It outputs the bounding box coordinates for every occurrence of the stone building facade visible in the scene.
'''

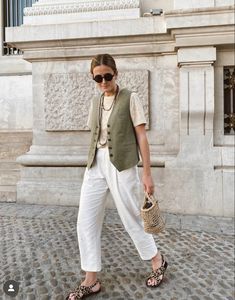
[0,0,234,220]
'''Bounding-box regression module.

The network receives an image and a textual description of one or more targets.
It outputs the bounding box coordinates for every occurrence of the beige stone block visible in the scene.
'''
[178,47,216,64]
[0,132,32,203]
[222,170,235,217]
[202,169,223,216]
[0,190,16,203]
[159,167,206,215]
[0,170,20,185]
[221,146,235,167]
[17,166,85,206]
[0,132,32,160]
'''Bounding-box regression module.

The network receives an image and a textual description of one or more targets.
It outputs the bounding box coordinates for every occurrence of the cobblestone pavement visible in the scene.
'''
[0,203,234,300]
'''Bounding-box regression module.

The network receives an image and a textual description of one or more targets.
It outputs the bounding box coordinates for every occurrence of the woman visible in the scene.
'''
[66,54,167,299]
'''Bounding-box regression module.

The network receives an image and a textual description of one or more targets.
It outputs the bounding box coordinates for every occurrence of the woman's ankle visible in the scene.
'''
[152,251,161,262]
[83,272,98,286]
[151,252,162,271]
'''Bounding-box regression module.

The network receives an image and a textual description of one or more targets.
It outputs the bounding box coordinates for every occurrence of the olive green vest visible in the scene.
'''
[87,88,140,171]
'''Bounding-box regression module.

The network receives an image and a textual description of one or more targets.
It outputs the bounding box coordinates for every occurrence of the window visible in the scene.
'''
[224,66,235,135]
[3,0,38,55]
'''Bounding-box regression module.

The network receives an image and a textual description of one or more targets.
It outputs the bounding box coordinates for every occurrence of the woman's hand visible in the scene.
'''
[142,173,154,195]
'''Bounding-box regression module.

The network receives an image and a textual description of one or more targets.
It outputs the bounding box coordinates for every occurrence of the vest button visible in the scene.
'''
[110,154,113,157]
[108,146,112,149]
[108,138,111,141]
[107,124,110,127]
[107,131,110,134]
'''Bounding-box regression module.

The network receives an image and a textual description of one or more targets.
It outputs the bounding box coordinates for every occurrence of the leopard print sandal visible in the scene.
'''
[146,255,168,288]
[66,280,101,299]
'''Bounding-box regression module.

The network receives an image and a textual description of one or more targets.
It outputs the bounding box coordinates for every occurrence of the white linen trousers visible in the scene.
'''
[77,147,158,272]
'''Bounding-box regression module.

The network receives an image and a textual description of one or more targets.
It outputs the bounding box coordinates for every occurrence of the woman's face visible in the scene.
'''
[92,64,117,96]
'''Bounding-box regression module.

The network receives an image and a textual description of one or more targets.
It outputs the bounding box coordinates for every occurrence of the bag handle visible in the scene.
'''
[145,191,163,204]
[144,192,155,203]
[144,192,156,206]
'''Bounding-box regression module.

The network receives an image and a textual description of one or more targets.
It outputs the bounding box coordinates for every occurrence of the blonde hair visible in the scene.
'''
[90,54,118,75]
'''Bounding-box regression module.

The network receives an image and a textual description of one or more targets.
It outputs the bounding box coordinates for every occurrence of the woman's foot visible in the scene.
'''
[146,252,168,287]
[66,280,101,299]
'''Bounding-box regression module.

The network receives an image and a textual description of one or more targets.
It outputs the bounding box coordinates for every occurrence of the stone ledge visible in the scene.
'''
[5,17,166,45]
[16,154,166,166]
[0,55,32,76]
[24,0,140,16]
[165,4,235,16]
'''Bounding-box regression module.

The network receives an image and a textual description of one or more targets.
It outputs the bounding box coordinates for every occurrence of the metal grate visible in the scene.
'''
[224,66,235,135]
[3,0,38,55]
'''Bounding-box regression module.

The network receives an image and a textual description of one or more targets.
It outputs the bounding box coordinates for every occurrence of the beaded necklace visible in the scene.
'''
[98,85,119,146]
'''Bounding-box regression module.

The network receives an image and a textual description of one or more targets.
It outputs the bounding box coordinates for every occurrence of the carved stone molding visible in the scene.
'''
[24,0,139,16]
[44,70,149,131]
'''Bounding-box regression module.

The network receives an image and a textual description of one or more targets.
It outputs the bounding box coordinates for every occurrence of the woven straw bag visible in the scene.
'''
[141,192,165,234]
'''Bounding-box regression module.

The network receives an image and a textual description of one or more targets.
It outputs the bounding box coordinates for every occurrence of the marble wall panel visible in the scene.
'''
[44,70,149,131]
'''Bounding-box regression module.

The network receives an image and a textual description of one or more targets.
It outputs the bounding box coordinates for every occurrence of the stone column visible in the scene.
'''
[178,47,216,136]
[168,46,223,216]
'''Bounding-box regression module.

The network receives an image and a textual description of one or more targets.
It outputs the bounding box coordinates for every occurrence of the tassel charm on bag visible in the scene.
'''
[141,192,165,234]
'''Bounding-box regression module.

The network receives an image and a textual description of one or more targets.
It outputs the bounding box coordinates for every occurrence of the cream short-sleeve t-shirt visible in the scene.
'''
[87,92,146,148]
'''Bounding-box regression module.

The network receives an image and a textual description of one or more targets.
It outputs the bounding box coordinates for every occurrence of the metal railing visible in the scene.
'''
[224,66,235,135]
[3,0,38,55]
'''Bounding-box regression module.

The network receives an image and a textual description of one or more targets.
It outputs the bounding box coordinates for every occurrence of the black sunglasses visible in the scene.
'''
[93,73,114,83]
